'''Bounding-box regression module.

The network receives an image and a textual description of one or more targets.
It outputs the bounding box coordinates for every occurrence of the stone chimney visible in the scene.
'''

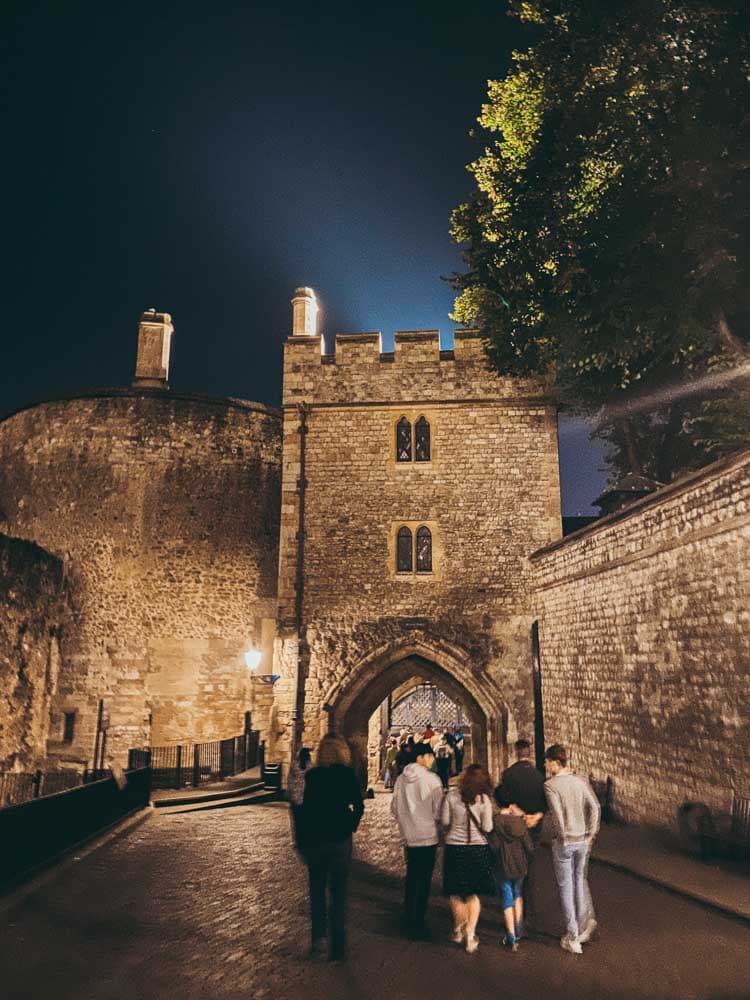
[133,309,174,388]
[291,287,319,337]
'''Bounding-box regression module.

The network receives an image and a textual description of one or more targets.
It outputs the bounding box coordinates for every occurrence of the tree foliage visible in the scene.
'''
[451,0,750,481]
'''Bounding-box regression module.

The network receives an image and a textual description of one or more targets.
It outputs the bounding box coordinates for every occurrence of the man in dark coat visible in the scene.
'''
[494,739,546,818]
[494,738,546,937]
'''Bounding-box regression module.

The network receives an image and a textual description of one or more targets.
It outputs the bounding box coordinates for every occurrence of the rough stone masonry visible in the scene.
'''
[271,288,562,776]
[531,448,750,826]
[0,288,747,834]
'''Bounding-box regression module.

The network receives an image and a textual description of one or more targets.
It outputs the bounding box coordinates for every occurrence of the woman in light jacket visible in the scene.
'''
[441,763,495,953]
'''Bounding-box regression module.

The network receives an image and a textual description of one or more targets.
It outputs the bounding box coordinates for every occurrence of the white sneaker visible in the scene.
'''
[465,934,479,954]
[578,918,598,944]
[561,935,583,955]
[451,924,466,944]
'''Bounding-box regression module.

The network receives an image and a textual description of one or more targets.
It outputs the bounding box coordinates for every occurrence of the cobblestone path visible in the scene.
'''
[1,794,748,1000]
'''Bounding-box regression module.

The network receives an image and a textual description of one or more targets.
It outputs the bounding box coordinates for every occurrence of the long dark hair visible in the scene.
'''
[298,747,312,770]
[459,763,492,805]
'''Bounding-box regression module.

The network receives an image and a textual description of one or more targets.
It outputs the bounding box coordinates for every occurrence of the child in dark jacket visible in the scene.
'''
[494,808,534,952]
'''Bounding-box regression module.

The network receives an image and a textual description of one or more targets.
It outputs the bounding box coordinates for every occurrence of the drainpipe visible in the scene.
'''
[292,401,310,752]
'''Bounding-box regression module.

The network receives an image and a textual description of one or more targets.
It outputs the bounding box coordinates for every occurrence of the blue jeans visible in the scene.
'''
[500,876,524,910]
[551,841,594,939]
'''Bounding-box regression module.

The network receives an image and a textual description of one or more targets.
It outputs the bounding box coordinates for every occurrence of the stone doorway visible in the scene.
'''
[326,651,491,788]
[366,677,474,785]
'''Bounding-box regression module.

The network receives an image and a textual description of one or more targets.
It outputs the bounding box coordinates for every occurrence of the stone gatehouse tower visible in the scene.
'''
[271,288,562,778]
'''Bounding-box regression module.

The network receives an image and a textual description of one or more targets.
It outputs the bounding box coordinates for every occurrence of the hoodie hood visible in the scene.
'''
[390,762,443,847]
[401,763,429,783]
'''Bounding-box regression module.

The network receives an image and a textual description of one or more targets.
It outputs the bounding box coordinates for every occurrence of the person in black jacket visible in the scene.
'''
[296,734,364,962]
[494,739,546,937]
[494,739,547,819]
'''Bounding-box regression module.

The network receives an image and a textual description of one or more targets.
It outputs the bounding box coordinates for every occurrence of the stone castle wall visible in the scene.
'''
[0,390,281,767]
[0,534,70,770]
[273,329,562,778]
[531,449,750,828]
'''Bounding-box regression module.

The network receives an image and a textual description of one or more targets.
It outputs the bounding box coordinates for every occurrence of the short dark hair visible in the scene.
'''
[515,739,531,756]
[544,743,568,767]
[413,742,434,759]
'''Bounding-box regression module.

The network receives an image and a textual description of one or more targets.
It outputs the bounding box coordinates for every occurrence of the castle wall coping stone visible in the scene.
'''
[282,396,557,411]
[530,446,750,563]
[0,387,282,427]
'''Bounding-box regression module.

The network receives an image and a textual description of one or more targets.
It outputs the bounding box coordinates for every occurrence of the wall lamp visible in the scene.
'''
[244,649,280,685]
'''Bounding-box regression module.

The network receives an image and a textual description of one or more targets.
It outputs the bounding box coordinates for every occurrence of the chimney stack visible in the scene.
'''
[291,287,319,337]
[133,309,174,388]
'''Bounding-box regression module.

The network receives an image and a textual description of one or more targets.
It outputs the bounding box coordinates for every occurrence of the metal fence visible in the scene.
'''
[0,767,151,891]
[128,729,261,790]
[0,768,101,810]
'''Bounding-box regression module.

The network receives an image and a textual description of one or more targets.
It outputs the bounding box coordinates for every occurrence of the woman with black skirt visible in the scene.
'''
[441,763,495,953]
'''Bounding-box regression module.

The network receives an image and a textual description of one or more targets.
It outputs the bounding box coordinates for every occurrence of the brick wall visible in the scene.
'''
[273,329,562,777]
[0,390,281,766]
[531,449,750,827]
[0,534,70,769]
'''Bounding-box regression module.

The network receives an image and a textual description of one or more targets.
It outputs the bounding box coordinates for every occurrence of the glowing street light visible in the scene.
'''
[244,648,280,684]
[244,649,263,671]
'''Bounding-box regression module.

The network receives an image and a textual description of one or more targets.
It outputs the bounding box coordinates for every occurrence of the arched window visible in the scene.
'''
[416,525,432,573]
[415,416,430,462]
[397,526,413,572]
[396,417,412,462]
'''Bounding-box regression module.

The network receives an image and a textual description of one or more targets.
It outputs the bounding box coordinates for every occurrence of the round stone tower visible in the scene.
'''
[0,310,282,768]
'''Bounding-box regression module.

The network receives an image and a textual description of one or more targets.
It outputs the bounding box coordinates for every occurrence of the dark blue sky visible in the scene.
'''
[2,0,607,513]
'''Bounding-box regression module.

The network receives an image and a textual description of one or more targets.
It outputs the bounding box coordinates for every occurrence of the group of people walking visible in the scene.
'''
[288,734,600,964]
[382,724,465,790]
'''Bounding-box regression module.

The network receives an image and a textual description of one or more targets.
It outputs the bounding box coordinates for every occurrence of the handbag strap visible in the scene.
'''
[465,799,486,843]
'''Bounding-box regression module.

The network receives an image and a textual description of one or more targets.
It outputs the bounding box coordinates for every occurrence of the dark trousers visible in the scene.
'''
[404,845,437,930]
[436,759,451,789]
[306,838,352,957]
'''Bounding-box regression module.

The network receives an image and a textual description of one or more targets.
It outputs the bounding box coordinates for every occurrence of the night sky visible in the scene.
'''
[2,1,607,513]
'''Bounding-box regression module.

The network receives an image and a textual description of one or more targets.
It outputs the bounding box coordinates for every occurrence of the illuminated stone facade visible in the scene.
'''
[272,292,562,776]
[2,288,747,835]
[0,389,281,766]
[0,535,70,770]
[531,449,750,825]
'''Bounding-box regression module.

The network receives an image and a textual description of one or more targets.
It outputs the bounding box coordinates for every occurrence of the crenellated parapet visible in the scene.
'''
[283,325,551,407]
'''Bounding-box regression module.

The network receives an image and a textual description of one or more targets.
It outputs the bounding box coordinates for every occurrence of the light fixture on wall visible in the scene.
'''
[244,648,280,684]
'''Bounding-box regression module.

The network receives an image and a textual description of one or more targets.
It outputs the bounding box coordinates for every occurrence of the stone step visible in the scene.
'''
[156,787,279,815]
[152,780,265,809]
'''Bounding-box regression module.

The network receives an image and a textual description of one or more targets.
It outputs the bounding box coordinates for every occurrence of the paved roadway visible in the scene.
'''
[1,796,748,1000]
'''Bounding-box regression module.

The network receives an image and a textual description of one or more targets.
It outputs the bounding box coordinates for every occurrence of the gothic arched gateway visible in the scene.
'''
[319,634,509,781]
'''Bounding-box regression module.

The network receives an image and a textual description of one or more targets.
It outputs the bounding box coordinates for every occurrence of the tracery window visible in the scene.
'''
[416,525,432,573]
[396,417,412,462]
[396,526,413,572]
[415,416,430,462]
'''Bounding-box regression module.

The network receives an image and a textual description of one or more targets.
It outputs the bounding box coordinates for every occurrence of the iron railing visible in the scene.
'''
[128,729,261,790]
[0,767,151,890]
[0,768,102,810]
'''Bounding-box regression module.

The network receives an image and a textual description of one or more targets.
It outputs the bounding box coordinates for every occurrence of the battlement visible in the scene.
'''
[282,326,550,407]
[281,287,552,406]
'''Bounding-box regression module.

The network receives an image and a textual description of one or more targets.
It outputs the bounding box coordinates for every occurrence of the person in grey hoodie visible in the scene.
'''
[544,744,600,955]
[391,742,444,939]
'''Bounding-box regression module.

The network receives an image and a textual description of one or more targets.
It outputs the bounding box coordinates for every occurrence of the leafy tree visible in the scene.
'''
[451,0,750,481]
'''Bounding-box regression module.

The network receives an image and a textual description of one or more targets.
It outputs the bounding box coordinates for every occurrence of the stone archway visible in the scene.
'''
[321,632,509,780]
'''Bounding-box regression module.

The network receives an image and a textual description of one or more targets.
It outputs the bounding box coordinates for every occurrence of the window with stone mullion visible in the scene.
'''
[396,526,413,572]
[416,525,432,573]
[415,416,430,462]
[396,417,412,462]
